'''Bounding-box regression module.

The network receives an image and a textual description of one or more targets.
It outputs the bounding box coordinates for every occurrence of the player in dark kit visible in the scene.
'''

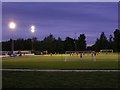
[93,52,96,61]
[80,53,82,59]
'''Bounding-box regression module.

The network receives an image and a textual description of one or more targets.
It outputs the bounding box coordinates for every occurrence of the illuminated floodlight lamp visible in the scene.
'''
[9,22,16,30]
[31,25,35,33]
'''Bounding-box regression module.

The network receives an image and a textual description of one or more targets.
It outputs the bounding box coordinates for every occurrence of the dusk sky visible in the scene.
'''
[2,2,118,45]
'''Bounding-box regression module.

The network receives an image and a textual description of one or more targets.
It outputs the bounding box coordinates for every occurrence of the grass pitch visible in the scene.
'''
[2,53,118,69]
[2,53,119,88]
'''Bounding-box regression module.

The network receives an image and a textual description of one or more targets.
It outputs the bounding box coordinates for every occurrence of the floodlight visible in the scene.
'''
[9,22,16,29]
[31,25,35,33]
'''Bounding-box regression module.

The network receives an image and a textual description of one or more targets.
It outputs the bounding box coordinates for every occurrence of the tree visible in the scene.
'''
[77,34,86,51]
[14,38,24,50]
[99,32,109,49]
[108,34,113,49]
[42,34,56,53]
[93,38,100,51]
[64,37,75,51]
[93,32,109,51]
[2,39,12,51]
[113,29,120,52]
[56,37,64,53]
[3,30,119,53]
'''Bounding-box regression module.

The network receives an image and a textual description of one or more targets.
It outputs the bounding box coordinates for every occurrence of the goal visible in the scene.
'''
[64,51,96,62]
[65,51,95,55]
[100,49,113,53]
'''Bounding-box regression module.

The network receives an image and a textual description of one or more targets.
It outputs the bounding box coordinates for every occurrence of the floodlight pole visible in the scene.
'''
[9,22,16,54]
[74,32,77,52]
[32,37,34,52]
[11,37,14,53]
[31,25,35,53]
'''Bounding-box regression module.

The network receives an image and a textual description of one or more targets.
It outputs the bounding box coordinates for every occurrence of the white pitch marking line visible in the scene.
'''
[0,69,120,72]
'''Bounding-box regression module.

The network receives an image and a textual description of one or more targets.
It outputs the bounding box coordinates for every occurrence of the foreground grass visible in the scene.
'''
[2,71,119,88]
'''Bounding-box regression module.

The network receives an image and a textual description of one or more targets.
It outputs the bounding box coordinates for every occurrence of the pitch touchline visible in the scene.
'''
[0,69,120,72]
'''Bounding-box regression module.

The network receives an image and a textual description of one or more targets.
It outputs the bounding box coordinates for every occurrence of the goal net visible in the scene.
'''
[64,51,96,62]
[100,49,113,53]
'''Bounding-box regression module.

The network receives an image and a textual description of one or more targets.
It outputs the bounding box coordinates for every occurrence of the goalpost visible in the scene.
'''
[100,49,113,53]
[65,51,96,62]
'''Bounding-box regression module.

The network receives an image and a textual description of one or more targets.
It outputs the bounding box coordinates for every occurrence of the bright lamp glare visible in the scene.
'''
[31,25,35,33]
[31,29,35,33]
[9,22,16,29]
[31,26,35,30]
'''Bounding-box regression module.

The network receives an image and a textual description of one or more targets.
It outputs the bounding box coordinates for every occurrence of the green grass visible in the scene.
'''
[2,53,119,69]
[2,71,119,88]
[2,53,119,88]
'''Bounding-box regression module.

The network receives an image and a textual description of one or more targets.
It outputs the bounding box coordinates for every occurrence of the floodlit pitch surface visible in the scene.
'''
[2,53,119,88]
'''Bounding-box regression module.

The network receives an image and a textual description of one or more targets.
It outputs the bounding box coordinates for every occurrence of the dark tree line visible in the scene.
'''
[92,29,120,52]
[2,29,120,53]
